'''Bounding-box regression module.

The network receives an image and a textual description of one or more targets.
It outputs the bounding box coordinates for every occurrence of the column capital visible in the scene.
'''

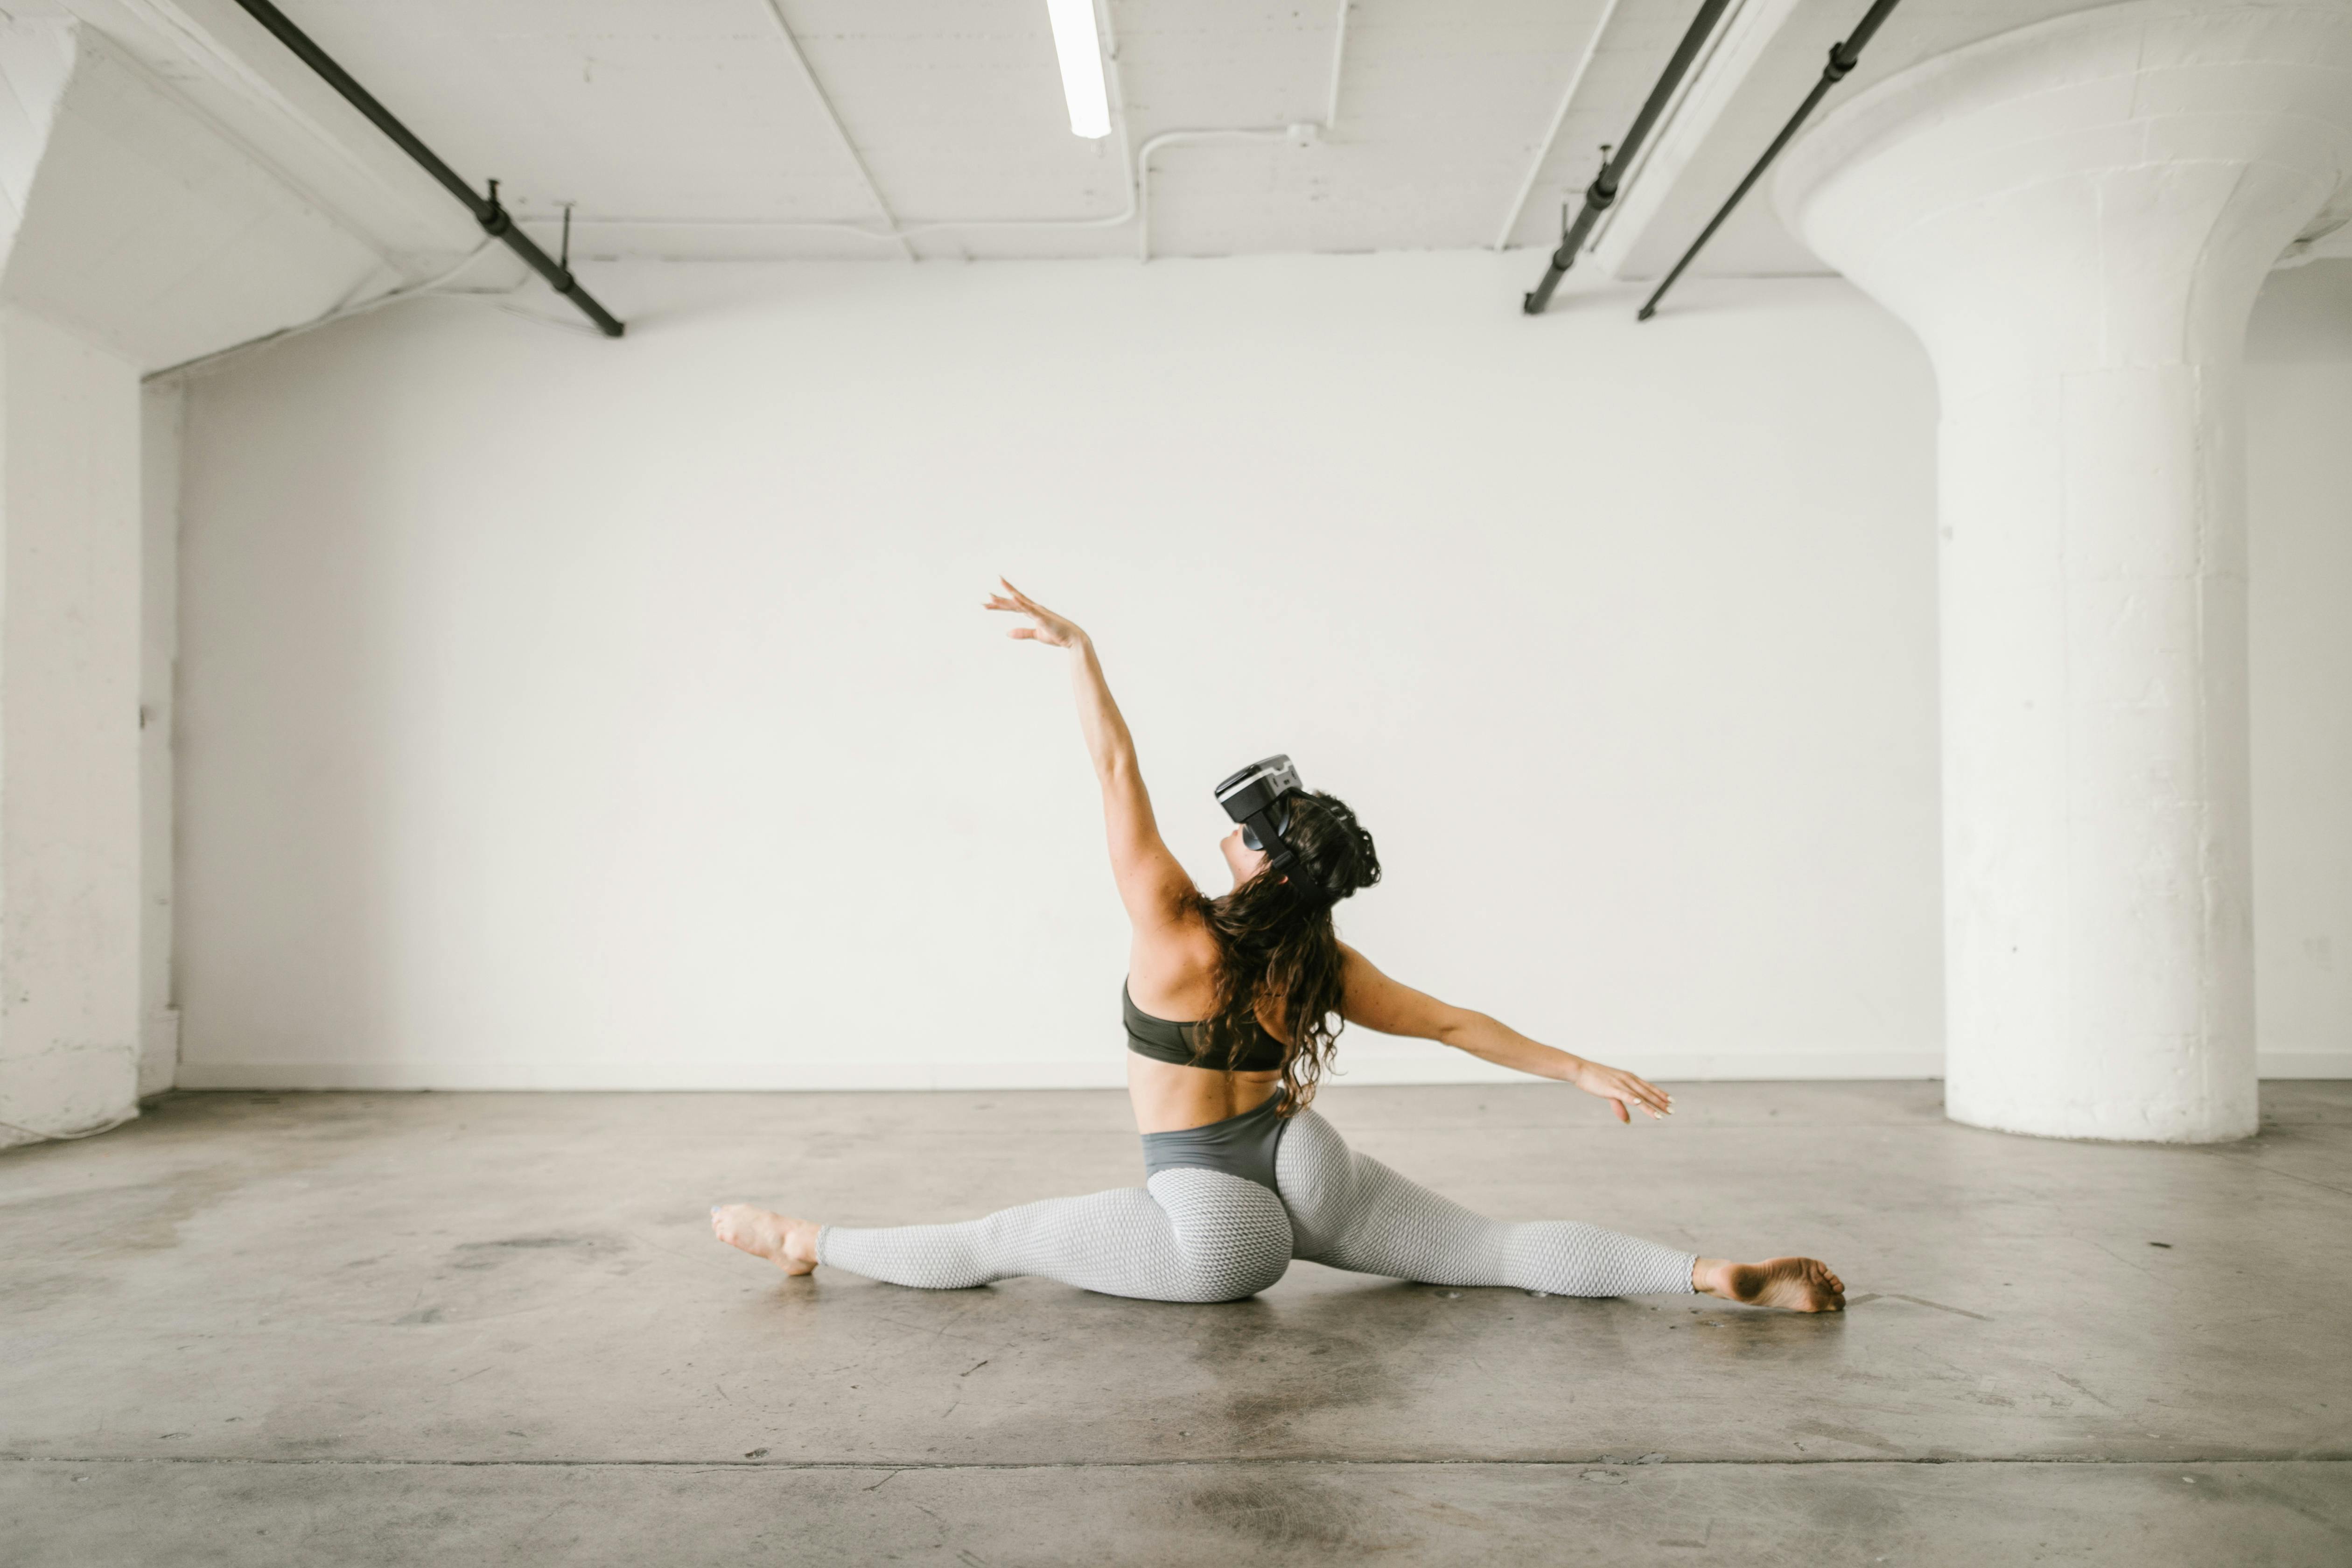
[1778,0,2352,397]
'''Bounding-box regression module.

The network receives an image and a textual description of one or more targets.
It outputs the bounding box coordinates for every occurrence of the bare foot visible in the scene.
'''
[1694,1255,1844,1312]
[711,1204,820,1275]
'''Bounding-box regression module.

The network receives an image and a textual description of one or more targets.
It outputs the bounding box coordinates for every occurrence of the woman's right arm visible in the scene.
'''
[985,581,1197,931]
[1337,943,1673,1121]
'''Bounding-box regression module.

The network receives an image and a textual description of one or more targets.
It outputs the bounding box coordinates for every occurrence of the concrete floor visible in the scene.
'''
[3,1082,2348,1565]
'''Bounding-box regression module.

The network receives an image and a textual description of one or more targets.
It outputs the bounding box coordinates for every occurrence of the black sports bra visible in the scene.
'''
[1123,981,1289,1073]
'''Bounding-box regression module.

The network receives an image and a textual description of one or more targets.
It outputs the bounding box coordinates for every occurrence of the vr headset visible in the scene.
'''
[1214,755,1311,884]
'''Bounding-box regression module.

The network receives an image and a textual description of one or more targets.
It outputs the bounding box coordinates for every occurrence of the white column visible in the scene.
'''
[1779,0,2352,1141]
[0,306,144,1147]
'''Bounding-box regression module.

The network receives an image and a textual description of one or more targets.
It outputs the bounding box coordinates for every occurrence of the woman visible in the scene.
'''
[713,582,1843,1313]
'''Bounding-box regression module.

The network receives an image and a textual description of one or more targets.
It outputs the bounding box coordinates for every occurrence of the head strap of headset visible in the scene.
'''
[1212,754,1322,895]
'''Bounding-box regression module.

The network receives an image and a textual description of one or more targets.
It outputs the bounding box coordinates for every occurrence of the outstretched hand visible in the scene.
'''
[985,579,1087,650]
[1574,1059,1673,1123]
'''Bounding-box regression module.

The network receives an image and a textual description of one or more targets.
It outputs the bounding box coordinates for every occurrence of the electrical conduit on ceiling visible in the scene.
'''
[553,0,1351,262]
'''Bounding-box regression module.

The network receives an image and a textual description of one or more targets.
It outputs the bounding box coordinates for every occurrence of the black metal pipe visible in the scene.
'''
[225,0,624,338]
[1523,0,1739,316]
[1637,0,1904,322]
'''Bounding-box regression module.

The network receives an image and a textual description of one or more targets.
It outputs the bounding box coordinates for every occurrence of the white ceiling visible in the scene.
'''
[213,0,1646,264]
[35,0,2352,292]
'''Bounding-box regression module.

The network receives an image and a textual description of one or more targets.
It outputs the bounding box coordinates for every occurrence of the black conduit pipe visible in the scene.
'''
[1638,0,1905,321]
[226,0,625,338]
[1523,0,1739,316]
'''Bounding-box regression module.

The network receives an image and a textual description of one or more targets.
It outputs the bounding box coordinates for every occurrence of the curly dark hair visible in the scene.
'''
[1190,789,1382,1114]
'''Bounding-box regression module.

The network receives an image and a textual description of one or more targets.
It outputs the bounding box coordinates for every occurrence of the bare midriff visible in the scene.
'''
[1126,1054,1285,1135]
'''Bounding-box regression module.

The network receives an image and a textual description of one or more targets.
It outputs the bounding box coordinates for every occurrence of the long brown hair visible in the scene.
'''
[1192,789,1382,1113]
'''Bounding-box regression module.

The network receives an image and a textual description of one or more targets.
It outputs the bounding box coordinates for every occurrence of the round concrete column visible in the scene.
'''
[1778,1,2352,1141]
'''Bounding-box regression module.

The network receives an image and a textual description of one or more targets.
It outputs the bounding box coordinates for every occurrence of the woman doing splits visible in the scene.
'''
[712,582,1844,1314]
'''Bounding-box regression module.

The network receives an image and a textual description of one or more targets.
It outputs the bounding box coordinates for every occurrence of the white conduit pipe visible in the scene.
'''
[551,0,1351,261]
[1131,0,1350,259]
[1324,0,1350,129]
[1135,127,1294,260]
[593,0,1141,250]
[1492,0,1629,251]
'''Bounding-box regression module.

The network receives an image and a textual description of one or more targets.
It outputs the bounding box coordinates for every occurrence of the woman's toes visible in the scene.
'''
[709,1204,817,1274]
[711,1204,764,1255]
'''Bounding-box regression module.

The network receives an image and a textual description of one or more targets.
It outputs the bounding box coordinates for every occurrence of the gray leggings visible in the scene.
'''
[815,1107,1696,1302]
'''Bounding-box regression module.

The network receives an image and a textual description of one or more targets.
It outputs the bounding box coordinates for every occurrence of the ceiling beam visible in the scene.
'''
[1493,0,1630,252]
[754,0,913,261]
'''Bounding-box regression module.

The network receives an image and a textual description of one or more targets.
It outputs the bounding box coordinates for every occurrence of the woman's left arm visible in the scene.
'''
[1337,943,1673,1122]
[986,581,1195,928]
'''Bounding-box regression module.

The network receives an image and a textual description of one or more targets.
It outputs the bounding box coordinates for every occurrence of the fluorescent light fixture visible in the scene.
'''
[1044,0,1111,139]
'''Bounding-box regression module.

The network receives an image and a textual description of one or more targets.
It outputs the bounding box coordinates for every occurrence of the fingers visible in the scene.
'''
[1610,1097,1630,1124]
[1579,1058,1673,1122]
[986,581,1057,628]
[985,580,1083,654]
[999,579,1068,627]
[986,588,1051,642]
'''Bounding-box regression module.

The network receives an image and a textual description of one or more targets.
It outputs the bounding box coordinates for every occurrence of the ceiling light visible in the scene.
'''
[1044,0,1111,139]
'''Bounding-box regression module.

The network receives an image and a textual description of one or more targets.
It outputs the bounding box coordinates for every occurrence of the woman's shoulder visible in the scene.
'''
[1134,895,1218,959]
[1127,915,1224,1021]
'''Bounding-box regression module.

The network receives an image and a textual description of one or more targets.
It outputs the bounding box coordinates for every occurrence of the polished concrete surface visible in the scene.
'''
[3,1081,2348,1564]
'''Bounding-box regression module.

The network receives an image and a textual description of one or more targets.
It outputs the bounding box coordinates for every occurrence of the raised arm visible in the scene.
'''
[985,580,1195,930]
[1337,942,1673,1123]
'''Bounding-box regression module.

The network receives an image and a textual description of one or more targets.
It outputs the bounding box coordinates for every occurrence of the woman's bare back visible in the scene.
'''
[1124,908,1287,1134]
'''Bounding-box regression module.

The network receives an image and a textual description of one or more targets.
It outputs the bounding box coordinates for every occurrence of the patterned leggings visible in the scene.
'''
[815,1107,1696,1302]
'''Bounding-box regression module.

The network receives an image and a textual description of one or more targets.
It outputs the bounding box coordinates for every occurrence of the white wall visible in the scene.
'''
[163,249,2345,1092]
[171,252,1943,1090]
[2248,260,2352,1078]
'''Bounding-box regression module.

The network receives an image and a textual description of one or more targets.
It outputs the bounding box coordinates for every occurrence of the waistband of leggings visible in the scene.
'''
[1138,1091,1287,1143]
